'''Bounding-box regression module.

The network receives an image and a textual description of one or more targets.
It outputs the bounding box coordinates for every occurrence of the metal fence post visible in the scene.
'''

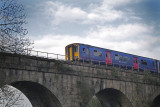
[57,54,58,60]
[27,49,28,55]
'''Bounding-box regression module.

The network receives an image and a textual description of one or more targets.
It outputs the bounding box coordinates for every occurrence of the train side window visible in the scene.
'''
[119,55,122,61]
[83,48,85,53]
[115,54,122,61]
[141,60,147,65]
[123,56,130,62]
[99,53,102,57]
[94,50,102,57]
[152,62,155,67]
[115,54,119,60]
[75,45,78,52]
[94,50,97,52]
[134,58,138,63]
[108,54,110,59]
[86,49,89,55]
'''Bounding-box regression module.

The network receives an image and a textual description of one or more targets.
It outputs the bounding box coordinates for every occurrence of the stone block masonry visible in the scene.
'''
[0,52,160,107]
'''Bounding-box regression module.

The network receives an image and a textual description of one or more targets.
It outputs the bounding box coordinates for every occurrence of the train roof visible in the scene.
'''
[67,43,159,61]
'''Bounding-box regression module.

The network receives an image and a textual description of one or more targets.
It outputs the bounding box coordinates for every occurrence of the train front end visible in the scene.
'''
[65,43,79,61]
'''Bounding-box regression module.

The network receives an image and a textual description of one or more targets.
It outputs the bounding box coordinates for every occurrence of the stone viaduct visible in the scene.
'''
[0,52,160,107]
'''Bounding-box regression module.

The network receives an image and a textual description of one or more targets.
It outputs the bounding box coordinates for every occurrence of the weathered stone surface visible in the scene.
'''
[0,52,160,107]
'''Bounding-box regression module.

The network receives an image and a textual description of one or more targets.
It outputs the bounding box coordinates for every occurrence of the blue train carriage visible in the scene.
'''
[65,43,159,73]
[79,43,106,63]
[65,43,106,63]
[78,43,132,66]
[106,50,158,72]
[138,57,157,73]
[78,43,90,61]
[110,51,133,69]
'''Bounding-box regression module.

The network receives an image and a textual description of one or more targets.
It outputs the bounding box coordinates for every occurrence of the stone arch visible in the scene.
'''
[10,81,62,107]
[151,95,160,107]
[94,88,133,107]
[151,90,160,107]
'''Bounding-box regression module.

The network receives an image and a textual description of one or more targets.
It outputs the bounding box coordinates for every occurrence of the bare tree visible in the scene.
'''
[0,85,24,107]
[87,96,102,107]
[0,0,33,54]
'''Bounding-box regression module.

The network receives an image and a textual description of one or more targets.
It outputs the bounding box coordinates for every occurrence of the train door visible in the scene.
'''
[106,51,112,65]
[74,44,79,60]
[133,57,139,70]
[69,47,72,60]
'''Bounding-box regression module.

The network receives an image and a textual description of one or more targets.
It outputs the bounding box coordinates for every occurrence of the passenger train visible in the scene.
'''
[65,43,160,73]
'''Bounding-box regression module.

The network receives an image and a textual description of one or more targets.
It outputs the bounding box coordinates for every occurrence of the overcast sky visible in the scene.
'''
[20,0,160,59]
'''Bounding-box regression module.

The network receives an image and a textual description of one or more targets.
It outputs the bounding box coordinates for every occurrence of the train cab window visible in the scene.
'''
[75,45,78,52]
[66,47,68,54]
[141,60,147,65]
[106,53,107,58]
[83,48,85,53]
[152,62,155,67]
